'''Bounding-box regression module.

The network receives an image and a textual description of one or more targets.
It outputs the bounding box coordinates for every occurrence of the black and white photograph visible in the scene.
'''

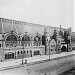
[0,0,74,75]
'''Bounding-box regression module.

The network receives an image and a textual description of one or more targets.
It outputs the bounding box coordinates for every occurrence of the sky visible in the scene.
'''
[0,0,74,31]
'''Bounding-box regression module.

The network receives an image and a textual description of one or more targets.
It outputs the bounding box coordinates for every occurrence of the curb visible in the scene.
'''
[27,54,75,66]
[0,64,23,71]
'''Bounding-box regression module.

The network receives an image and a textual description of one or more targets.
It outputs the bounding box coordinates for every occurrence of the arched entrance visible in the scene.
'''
[5,34,18,47]
[61,46,67,52]
[5,52,14,59]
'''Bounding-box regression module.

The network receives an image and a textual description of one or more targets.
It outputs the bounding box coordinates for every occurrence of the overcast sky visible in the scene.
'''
[0,0,74,31]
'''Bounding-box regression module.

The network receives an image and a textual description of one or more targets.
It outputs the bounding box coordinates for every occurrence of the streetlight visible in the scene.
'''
[49,39,50,61]
[22,44,27,65]
[22,44,24,65]
[49,48,50,61]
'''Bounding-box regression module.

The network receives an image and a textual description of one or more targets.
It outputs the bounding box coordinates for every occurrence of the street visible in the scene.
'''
[59,67,75,75]
[0,51,75,75]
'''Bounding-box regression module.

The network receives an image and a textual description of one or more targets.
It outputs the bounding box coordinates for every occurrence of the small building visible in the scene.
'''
[47,39,56,55]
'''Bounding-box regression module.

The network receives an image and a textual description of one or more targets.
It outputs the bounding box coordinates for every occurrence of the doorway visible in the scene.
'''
[61,46,67,52]
[5,52,14,59]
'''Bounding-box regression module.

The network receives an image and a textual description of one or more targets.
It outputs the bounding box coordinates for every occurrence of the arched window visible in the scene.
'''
[34,33,41,46]
[5,35,18,47]
[21,34,30,46]
[18,51,19,54]
[24,51,26,54]
[6,35,17,41]
[21,51,22,54]
[22,35,30,41]
[27,50,28,53]
[34,36,41,41]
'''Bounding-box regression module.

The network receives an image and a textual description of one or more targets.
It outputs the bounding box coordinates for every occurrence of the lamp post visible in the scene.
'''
[49,39,50,61]
[22,44,24,65]
[49,48,50,61]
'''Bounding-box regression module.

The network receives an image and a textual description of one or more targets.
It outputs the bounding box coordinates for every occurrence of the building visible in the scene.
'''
[0,18,45,61]
[71,32,75,50]
[49,39,56,55]
[0,18,72,61]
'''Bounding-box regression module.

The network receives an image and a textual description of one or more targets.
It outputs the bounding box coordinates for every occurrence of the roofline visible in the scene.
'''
[0,17,71,31]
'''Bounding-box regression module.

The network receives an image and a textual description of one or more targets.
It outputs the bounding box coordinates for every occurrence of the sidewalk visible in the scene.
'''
[0,50,75,71]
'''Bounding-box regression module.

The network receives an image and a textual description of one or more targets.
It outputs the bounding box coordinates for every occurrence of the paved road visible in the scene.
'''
[0,51,75,75]
[0,66,75,75]
[0,55,75,75]
[59,67,75,75]
[0,66,25,75]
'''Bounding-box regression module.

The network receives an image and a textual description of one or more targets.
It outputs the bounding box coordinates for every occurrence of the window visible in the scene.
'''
[51,45,52,47]
[21,51,22,54]
[21,35,30,46]
[34,50,40,55]
[18,51,19,54]
[0,44,1,47]
[24,51,26,54]
[53,45,55,47]
[58,49,60,51]
[34,34,41,46]
[14,43,17,47]
[51,49,53,51]
[27,50,28,53]
[44,74,47,75]
[30,50,32,53]
[5,35,18,47]
[42,36,45,45]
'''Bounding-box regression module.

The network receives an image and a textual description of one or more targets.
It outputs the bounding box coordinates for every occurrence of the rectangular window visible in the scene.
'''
[18,51,19,54]
[0,44,1,47]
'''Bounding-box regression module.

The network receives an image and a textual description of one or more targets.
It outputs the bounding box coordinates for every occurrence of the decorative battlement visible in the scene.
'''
[0,18,45,28]
[0,18,26,25]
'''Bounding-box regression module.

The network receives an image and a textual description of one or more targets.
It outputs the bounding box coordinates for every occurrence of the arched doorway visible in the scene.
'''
[5,52,14,59]
[5,35,18,47]
[61,46,67,52]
